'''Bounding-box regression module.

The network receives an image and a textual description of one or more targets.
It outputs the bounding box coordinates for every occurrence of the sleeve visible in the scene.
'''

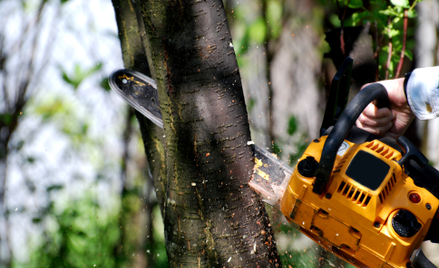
[405,66,439,120]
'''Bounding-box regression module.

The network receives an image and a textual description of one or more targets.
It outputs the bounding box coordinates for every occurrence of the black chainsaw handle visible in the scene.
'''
[313,83,389,194]
[411,248,437,268]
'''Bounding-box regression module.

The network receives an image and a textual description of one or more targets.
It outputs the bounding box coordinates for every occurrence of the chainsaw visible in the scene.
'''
[109,57,439,268]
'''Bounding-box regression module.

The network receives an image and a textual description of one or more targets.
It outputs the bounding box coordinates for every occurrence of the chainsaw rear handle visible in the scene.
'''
[313,83,389,194]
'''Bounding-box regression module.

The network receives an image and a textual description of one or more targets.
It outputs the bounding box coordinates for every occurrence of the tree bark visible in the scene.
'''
[113,0,281,267]
[112,0,167,207]
[112,1,167,267]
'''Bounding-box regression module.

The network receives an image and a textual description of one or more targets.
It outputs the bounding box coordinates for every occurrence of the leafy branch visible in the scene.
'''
[334,0,420,79]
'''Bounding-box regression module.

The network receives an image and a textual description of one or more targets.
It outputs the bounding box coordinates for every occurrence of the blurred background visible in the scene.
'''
[1,0,438,267]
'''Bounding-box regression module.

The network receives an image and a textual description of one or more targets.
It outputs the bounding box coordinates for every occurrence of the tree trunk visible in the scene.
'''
[113,0,281,267]
[112,0,166,267]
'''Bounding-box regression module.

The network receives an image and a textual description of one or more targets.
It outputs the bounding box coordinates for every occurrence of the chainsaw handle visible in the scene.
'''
[411,249,437,268]
[313,83,389,194]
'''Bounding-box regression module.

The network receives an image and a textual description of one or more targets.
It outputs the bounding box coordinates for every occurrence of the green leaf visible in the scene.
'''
[247,98,256,113]
[329,14,341,27]
[388,60,394,75]
[267,0,283,37]
[407,9,417,18]
[27,156,36,164]
[61,70,77,89]
[390,0,409,7]
[289,143,308,163]
[379,8,399,17]
[272,141,282,157]
[100,78,111,92]
[348,0,363,9]
[233,24,250,56]
[404,50,413,61]
[351,11,370,25]
[16,140,25,150]
[388,28,400,38]
[287,116,298,136]
[248,18,267,44]
[0,113,13,125]
[47,185,64,192]
[60,62,103,90]
[33,96,66,121]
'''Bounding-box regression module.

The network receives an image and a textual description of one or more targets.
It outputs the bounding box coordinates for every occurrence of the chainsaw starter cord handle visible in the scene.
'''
[313,83,389,194]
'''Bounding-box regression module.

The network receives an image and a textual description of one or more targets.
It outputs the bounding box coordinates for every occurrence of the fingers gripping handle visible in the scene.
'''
[313,83,389,194]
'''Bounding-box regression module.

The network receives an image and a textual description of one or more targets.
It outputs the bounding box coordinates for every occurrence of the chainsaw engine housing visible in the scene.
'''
[280,136,439,268]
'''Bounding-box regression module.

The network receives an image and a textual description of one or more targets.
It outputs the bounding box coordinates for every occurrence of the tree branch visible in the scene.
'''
[385,17,393,79]
[395,10,408,78]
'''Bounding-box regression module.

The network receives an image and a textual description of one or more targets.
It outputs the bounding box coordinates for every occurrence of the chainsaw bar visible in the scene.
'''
[109,70,163,128]
[109,69,292,205]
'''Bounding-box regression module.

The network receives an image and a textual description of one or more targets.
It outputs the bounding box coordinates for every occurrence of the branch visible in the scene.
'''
[395,10,408,78]
[336,0,351,56]
[385,17,393,79]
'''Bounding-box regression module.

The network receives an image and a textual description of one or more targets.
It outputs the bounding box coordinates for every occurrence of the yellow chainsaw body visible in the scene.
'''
[280,136,439,268]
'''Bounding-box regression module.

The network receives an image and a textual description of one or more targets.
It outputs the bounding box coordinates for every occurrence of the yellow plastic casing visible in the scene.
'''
[280,136,439,268]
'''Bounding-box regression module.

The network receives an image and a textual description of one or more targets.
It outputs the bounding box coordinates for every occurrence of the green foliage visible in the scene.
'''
[29,93,91,148]
[285,115,309,166]
[231,0,283,67]
[348,0,363,9]
[0,113,13,125]
[46,184,64,192]
[247,97,256,113]
[272,141,282,156]
[390,0,409,7]
[334,0,421,79]
[150,205,168,267]
[117,188,168,268]
[289,140,308,165]
[16,189,168,268]
[100,77,112,92]
[266,0,283,38]
[287,116,298,136]
[61,63,103,90]
[270,115,310,165]
[273,220,356,268]
[249,18,267,44]
[20,192,121,268]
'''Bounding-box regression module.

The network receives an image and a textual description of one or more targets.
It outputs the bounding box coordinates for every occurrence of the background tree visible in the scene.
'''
[0,1,61,265]
[0,1,158,267]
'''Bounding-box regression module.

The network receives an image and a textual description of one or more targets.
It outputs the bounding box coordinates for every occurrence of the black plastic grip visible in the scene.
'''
[313,83,389,194]
[411,249,437,268]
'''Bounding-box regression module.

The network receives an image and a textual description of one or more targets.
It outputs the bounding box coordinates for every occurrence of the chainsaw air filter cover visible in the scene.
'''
[345,150,390,191]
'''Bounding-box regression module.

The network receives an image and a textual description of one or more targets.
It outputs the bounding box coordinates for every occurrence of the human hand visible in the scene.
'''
[355,78,415,139]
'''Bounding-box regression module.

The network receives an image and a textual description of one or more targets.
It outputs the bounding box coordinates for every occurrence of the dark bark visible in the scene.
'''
[112,0,167,208]
[111,0,281,266]
[112,1,167,267]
